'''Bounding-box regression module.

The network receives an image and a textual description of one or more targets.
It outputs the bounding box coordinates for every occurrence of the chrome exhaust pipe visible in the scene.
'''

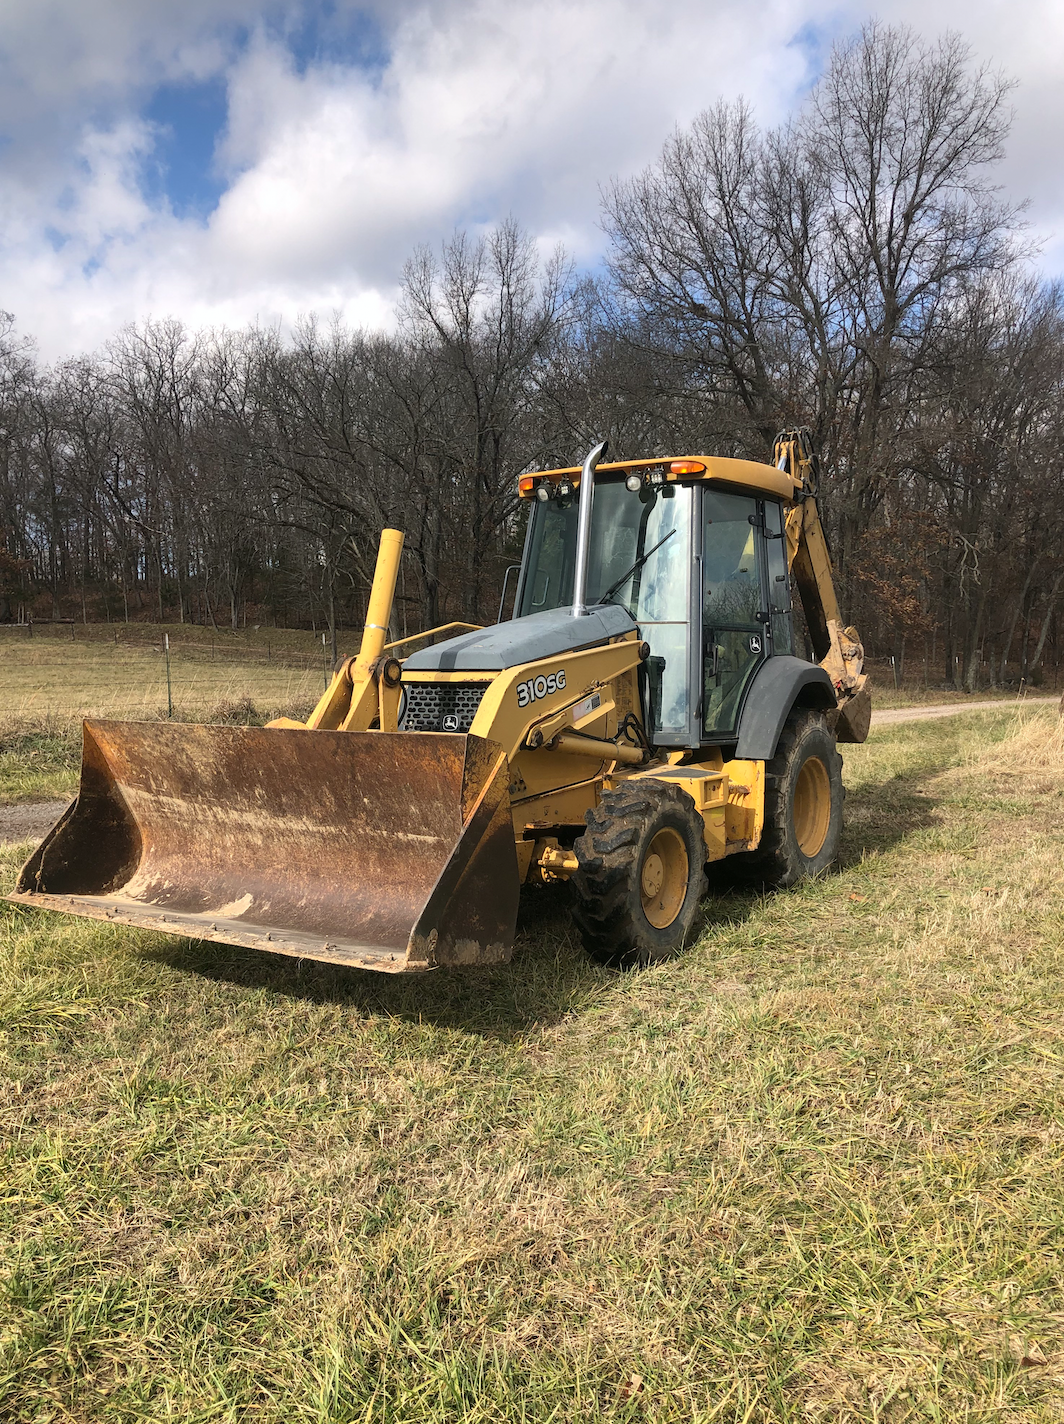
[570,439,608,617]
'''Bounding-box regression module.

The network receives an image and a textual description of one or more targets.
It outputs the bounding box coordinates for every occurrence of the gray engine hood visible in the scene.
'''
[402,604,638,673]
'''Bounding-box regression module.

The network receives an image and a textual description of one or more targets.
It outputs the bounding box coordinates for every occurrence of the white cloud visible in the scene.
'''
[858,0,1064,269]
[1,0,1061,361]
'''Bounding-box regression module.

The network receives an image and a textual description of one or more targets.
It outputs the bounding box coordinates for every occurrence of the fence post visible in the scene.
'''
[322,632,329,689]
[165,633,173,718]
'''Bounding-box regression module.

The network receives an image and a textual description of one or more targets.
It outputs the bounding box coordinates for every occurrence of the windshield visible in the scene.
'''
[517,480,689,622]
[517,480,692,737]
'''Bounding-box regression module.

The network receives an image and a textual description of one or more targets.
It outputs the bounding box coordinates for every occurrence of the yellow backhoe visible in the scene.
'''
[9,430,870,971]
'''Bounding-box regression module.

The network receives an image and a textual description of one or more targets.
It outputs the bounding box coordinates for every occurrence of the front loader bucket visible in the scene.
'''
[7,721,519,973]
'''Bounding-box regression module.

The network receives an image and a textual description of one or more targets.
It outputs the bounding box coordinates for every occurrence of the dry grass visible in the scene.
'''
[966,710,1064,772]
[1,705,1063,1419]
[0,634,328,804]
[0,722,82,806]
[0,634,328,731]
[870,685,1053,710]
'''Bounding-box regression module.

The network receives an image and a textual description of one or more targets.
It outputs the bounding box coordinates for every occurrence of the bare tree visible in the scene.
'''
[399,220,575,619]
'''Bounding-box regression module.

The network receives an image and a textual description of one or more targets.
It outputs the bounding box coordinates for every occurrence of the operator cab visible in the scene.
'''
[514,457,799,749]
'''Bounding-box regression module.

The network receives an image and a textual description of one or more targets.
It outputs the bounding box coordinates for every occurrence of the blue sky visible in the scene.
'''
[143,77,231,219]
[1,0,1062,360]
[139,8,389,217]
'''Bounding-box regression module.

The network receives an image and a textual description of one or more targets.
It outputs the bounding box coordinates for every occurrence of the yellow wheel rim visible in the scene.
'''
[640,827,689,929]
[793,756,831,857]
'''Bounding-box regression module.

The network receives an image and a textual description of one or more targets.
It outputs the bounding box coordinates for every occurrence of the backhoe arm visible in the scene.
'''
[774,430,871,743]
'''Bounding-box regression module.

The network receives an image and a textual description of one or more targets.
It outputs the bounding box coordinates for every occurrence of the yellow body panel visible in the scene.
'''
[391,637,647,879]
[463,638,642,762]
[721,758,766,850]
[622,755,764,863]
[625,764,729,858]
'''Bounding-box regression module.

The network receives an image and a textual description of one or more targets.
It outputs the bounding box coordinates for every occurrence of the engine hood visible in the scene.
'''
[402,605,637,673]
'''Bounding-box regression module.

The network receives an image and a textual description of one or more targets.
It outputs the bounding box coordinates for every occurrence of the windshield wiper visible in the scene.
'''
[598,528,677,606]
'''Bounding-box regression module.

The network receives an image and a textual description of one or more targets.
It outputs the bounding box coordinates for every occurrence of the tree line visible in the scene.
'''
[2,23,1061,687]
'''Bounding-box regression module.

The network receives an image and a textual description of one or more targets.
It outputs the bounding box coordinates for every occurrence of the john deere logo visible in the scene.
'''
[442,713,460,731]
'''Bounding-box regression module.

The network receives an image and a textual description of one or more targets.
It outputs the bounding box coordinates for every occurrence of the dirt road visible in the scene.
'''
[0,801,67,849]
[871,695,1058,726]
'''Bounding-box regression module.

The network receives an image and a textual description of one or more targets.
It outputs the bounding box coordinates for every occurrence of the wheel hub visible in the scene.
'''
[793,756,831,857]
[641,853,664,899]
[639,827,689,929]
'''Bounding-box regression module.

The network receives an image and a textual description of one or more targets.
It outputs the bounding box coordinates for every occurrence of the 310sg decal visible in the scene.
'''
[516,668,566,708]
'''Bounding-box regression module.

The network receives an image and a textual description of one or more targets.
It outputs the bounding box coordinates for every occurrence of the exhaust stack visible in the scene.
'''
[570,439,607,617]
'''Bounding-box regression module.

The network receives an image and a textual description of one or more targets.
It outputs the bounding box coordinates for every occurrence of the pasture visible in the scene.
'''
[0,624,331,731]
[1,704,1062,1420]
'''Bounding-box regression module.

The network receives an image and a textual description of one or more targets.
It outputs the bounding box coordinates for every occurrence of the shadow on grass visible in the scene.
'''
[837,768,940,866]
[142,877,764,1039]
[138,770,943,1034]
[142,884,600,1038]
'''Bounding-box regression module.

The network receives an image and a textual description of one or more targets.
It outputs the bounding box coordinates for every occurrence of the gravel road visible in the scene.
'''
[0,801,68,848]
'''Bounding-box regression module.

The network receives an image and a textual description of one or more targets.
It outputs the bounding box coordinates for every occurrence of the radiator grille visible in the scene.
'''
[400,682,488,733]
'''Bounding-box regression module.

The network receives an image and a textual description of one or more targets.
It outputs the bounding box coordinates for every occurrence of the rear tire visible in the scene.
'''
[745,707,843,888]
[571,780,707,969]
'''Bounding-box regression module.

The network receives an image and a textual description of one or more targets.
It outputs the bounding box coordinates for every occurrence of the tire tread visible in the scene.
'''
[571,779,707,969]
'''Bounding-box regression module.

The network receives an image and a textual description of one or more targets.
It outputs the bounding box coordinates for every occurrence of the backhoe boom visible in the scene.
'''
[775,429,871,743]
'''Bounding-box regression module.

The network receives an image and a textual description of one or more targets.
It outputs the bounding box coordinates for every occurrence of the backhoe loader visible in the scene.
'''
[9,431,870,971]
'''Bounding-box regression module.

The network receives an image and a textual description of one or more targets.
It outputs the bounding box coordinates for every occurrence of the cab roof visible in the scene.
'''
[518,455,801,503]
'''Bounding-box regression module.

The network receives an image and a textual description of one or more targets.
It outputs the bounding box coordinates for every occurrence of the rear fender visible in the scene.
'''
[734,656,836,761]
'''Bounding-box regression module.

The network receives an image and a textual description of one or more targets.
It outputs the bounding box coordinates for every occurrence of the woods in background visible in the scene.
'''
[2,24,1061,687]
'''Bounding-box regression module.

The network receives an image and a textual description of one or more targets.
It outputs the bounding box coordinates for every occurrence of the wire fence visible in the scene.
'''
[0,622,338,728]
[0,620,338,676]
[3,625,1059,719]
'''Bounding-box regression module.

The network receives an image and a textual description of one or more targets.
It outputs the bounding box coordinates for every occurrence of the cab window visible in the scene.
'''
[702,491,765,738]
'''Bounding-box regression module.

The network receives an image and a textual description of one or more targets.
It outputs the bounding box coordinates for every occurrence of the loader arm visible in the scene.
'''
[774,429,871,744]
[269,528,483,736]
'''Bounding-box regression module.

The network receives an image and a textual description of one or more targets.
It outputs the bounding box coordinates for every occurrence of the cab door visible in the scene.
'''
[700,490,769,740]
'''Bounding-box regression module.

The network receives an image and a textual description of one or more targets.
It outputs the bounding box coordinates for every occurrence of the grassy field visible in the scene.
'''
[867,686,1057,711]
[3,624,1056,725]
[0,631,331,804]
[0,627,331,732]
[0,628,1054,808]
[1,705,1063,1421]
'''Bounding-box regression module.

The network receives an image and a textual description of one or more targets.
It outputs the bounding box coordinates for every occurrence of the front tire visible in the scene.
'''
[571,780,707,969]
[747,707,843,888]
